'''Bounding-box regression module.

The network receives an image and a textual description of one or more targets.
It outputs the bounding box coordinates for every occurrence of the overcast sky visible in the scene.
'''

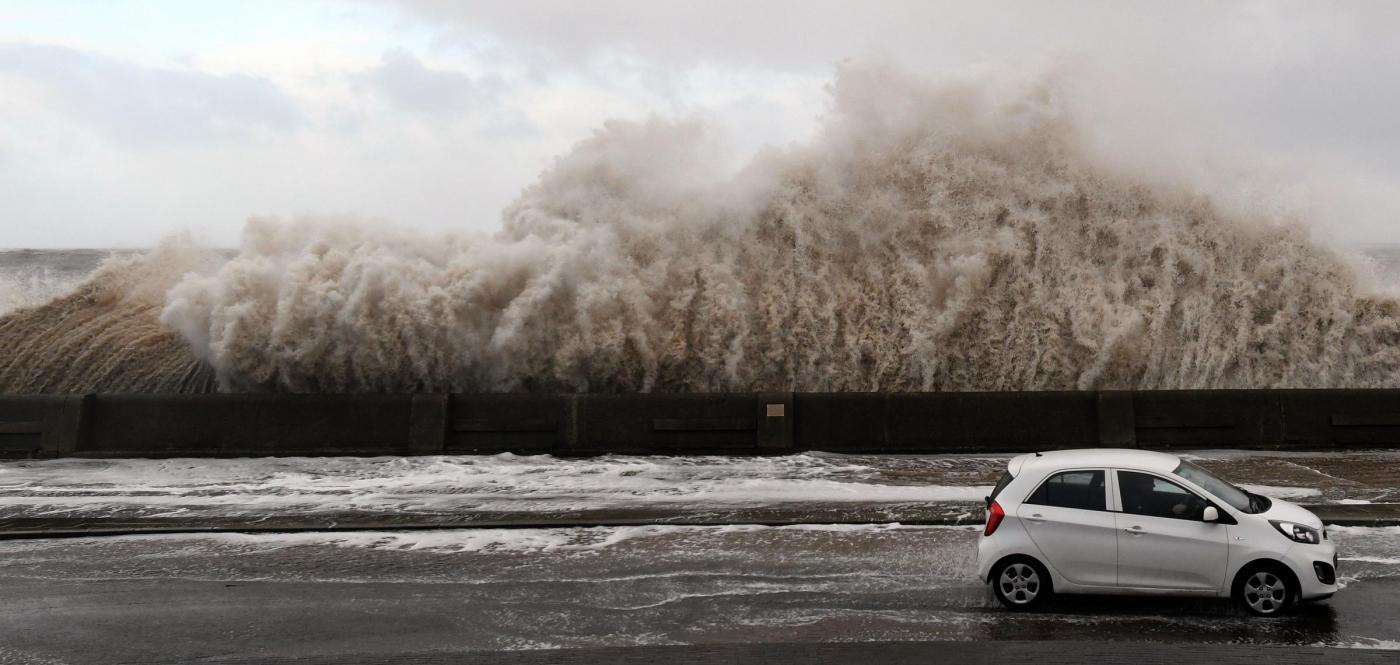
[1,0,1398,248]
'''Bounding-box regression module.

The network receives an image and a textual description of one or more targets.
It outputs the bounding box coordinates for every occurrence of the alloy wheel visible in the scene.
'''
[998,562,1041,605]
[1243,571,1287,615]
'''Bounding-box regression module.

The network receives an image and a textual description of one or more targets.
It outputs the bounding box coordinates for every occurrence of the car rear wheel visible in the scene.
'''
[992,558,1050,611]
[1234,566,1296,617]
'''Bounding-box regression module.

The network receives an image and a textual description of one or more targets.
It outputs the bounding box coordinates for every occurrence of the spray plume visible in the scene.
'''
[3,65,1398,393]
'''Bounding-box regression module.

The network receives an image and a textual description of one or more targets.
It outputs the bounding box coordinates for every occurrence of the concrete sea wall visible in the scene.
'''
[4,390,1400,458]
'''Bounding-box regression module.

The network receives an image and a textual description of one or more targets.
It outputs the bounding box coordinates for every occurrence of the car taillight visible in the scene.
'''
[984,500,1005,536]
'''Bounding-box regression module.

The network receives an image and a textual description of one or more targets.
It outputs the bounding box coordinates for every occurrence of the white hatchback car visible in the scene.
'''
[976,449,1338,616]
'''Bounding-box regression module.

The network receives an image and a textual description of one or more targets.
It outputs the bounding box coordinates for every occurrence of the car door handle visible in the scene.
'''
[1124,526,1144,536]
[1025,514,1046,524]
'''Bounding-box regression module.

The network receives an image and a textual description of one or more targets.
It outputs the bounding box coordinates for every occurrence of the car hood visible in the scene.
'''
[1257,497,1323,530]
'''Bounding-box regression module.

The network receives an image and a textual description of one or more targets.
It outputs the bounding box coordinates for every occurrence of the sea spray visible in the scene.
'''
[4,65,1400,393]
[0,270,78,318]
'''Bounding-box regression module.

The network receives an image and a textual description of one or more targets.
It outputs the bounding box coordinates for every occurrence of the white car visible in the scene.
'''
[975,449,1338,616]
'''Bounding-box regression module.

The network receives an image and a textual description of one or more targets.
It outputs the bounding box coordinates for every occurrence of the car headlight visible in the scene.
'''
[1271,520,1321,544]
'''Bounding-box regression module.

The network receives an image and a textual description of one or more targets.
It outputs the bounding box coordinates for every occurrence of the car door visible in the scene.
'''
[1015,468,1117,588]
[1113,469,1229,591]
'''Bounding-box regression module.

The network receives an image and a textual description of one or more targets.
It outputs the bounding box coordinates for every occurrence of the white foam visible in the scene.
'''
[0,453,992,517]
[1330,639,1400,651]
[1236,484,1321,499]
[1324,526,1400,535]
[100,522,943,554]
[1339,556,1400,566]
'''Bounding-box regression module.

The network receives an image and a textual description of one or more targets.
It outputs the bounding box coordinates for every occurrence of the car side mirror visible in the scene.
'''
[1202,506,1219,523]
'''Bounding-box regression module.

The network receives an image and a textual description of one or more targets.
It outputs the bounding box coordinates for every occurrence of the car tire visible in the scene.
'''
[1233,564,1297,617]
[991,557,1051,611]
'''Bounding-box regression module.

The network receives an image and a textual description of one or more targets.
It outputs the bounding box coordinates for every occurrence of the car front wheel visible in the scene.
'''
[992,558,1051,611]
[1234,567,1297,617]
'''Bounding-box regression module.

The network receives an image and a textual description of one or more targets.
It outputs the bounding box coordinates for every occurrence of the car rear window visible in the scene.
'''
[1023,470,1106,511]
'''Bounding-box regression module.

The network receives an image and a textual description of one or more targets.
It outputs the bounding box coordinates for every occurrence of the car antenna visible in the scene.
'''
[1034,452,1042,457]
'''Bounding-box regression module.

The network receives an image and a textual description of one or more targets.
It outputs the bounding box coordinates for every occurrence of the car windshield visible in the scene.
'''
[1173,460,1255,513]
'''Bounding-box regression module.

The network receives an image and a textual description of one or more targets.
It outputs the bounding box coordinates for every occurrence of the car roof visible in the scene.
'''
[1009,448,1181,477]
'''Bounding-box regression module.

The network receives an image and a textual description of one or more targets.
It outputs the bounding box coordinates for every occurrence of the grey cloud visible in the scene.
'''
[372,1,1400,136]
[0,43,302,146]
[375,0,1252,71]
[419,2,1400,151]
[354,48,503,114]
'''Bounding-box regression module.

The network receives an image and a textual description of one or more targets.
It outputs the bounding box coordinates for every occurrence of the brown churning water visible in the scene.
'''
[3,66,1399,394]
[0,244,219,393]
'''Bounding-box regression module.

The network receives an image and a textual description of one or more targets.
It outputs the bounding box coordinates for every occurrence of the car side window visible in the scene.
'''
[1118,470,1210,521]
[1023,470,1106,511]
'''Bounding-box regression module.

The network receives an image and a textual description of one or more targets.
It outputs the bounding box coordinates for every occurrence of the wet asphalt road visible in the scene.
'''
[0,525,1397,663]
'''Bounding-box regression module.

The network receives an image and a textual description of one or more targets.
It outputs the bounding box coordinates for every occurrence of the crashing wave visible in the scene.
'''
[3,65,1398,393]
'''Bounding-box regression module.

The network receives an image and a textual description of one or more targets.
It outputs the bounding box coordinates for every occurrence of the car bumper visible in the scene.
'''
[975,536,993,583]
[974,526,1040,585]
[1282,540,1339,601]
